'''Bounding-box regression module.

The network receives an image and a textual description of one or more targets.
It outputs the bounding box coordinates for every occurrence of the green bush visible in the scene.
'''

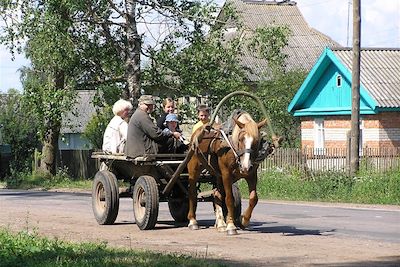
[0,89,41,173]
[82,106,113,149]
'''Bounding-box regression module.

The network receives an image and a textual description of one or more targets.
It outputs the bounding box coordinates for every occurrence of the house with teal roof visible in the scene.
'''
[288,47,400,149]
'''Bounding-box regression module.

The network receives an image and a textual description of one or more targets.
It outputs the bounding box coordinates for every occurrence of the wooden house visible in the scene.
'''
[288,47,400,149]
[218,0,340,82]
[59,90,97,150]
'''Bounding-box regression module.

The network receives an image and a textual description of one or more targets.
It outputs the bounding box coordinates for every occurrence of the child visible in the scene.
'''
[161,113,187,153]
[157,97,177,130]
[192,104,210,134]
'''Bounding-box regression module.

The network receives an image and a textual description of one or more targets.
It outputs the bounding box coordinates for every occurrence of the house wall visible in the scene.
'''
[363,112,400,148]
[301,112,400,149]
[59,133,93,150]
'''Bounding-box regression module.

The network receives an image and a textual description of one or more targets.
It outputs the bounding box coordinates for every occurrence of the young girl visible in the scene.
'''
[157,97,176,130]
[161,113,187,153]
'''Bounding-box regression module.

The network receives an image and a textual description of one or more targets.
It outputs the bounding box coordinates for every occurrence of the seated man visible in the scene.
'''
[125,95,181,158]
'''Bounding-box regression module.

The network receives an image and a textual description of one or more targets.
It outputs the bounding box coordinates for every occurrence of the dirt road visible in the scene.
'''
[0,189,399,266]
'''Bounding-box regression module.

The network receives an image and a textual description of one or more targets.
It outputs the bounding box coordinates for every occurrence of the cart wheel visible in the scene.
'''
[168,198,189,223]
[92,170,119,225]
[168,184,189,223]
[133,175,159,230]
[221,183,242,226]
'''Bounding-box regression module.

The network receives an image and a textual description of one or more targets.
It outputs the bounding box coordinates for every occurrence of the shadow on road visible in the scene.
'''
[311,256,400,267]
[0,190,90,198]
[247,221,336,236]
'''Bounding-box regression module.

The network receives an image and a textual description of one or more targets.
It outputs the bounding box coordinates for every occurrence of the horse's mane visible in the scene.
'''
[231,112,259,145]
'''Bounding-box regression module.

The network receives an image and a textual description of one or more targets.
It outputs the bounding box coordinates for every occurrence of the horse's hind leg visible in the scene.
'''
[187,158,200,230]
[220,170,238,235]
[213,189,227,232]
[241,176,258,228]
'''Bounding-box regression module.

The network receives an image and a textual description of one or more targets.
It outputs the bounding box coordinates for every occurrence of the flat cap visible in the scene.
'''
[138,95,155,105]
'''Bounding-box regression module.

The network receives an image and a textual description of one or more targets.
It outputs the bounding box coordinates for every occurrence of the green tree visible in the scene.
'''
[142,2,248,106]
[247,25,305,146]
[1,1,81,175]
[0,89,41,172]
[257,70,306,147]
[1,0,217,174]
[143,28,247,104]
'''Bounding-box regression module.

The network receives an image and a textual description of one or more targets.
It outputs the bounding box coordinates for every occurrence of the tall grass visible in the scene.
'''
[0,228,225,267]
[238,170,400,205]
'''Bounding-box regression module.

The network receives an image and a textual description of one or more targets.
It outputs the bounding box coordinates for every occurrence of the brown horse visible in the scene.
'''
[187,112,267,235]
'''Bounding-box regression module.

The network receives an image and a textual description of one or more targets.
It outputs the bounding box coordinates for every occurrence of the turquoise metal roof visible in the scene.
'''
[288,47,377,117]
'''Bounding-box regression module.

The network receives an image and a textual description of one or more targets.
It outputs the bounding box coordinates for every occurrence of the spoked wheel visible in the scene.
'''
[92,170,119,225]
[168,182,189,223]
[133,175,159,230]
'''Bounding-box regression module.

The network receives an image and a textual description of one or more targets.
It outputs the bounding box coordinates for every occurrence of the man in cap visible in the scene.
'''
[126,95,182,158]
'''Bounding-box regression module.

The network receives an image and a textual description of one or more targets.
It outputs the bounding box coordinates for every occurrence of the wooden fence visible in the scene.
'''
[60,147,400,179]
[58,150,100,179]
[259,147,400,174]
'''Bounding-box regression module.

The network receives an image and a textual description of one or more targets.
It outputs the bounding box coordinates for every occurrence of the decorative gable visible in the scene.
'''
[288,47,377,117]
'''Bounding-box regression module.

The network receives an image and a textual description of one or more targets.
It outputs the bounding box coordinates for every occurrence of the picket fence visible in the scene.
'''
[259,147,400,174]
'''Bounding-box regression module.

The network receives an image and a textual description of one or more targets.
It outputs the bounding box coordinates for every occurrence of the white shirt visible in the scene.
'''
[102,116,128,153]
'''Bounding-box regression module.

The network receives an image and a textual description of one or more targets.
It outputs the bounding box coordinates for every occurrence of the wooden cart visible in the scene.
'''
[91,152,241,230]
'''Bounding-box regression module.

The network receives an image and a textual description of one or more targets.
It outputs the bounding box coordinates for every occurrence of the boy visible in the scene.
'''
[192,104,210,134]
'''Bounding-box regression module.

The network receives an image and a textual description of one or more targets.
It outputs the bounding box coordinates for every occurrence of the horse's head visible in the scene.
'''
[232,113,266,172]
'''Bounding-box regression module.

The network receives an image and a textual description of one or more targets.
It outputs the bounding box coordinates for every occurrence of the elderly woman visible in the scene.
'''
[102,99,133,154]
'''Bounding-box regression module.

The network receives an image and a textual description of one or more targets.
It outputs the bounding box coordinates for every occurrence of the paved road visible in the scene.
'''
[1,189,399,266]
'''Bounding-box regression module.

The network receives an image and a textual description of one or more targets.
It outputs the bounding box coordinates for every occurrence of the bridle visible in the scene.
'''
[220,128,257,172]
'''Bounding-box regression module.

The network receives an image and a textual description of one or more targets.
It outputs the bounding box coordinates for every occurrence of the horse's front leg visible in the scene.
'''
[240,173,258,229]
[221,169,238,235]
[187,158,200,230]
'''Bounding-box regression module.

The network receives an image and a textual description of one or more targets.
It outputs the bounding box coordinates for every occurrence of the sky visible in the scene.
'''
[0,0,399,93]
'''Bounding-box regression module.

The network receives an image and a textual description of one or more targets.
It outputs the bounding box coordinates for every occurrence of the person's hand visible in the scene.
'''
[172,131,181,140]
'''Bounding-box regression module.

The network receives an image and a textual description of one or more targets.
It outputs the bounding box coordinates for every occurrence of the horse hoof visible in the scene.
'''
[226,228,238,235]
[237,221,246,230]
[240,216,249,229]
[188,224,199,230]
[217,226,226,232]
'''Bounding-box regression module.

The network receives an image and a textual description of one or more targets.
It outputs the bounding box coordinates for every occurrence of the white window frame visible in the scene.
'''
[314,118,325,154]
[336,74,342,87]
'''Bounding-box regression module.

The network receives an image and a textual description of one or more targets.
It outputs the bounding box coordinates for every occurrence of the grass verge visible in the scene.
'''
[4,169,92,191]
[3,168,399,205]
[0,228,225,267]
[238,170,400,205]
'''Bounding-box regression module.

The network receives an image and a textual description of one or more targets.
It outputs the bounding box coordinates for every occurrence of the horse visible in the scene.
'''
[187,111,267,235]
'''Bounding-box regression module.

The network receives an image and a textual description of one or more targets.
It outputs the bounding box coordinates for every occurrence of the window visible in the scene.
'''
[336,75,342,87]
[314,118,325,154]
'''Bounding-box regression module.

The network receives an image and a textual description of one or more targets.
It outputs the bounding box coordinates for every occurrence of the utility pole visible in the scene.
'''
[350,0,361,176]
[346,0,352,46]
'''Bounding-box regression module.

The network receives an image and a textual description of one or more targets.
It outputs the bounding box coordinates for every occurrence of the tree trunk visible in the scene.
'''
[125,0,141,103]
[39,71,64,176]
[40,126,60,175]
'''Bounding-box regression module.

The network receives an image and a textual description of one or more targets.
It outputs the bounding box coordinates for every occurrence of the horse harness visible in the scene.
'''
[192,126,254,173]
